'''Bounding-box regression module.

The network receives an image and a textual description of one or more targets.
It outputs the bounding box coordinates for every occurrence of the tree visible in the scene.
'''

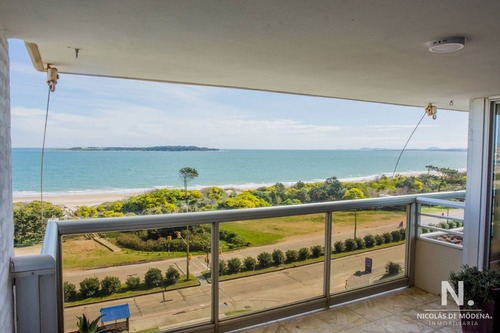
[13,201,63,244]
[178,167,199,281]
[178,167,199,212]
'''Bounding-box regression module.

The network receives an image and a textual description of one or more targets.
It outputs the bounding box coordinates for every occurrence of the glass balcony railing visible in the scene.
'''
[11,190,465,333]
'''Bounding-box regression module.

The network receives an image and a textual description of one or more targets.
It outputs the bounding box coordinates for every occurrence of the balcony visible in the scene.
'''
[11,191,465,333]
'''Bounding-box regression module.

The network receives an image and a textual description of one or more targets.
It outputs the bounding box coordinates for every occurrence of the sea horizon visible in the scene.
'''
[12,148,467,197]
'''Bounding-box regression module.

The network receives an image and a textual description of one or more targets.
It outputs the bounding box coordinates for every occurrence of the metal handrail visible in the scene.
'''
[12,190,466,333]
[55,191,465,234]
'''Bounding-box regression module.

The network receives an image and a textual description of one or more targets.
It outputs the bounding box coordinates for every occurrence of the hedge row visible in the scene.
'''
[64,266,180,302]
[334,228,405,254]
[421,220,463,234]
[218,229,405,276]
[218,245,323,276]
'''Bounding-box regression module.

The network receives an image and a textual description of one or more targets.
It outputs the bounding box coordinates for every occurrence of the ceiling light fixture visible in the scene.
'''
[428,37,465,53]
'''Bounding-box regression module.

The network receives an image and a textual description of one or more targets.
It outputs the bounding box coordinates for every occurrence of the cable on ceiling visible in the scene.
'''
[41,66,58,223]
[392,104,437,178]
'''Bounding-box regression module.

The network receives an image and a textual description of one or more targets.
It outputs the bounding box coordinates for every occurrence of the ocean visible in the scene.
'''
[12,148,467,196]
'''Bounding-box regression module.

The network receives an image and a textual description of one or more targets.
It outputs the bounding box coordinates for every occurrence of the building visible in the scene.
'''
[1,1,500,332]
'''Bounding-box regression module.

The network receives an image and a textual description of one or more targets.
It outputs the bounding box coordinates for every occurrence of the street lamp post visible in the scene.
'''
[176,231,190,281]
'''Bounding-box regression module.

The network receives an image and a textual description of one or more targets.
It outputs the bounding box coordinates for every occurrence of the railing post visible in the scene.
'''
[11,255,57,333]
[323,212,332,304]
[407,201,418,287]
[211,221,219,331]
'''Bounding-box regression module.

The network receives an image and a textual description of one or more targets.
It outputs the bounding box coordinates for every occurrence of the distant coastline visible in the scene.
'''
[61,145,219,152]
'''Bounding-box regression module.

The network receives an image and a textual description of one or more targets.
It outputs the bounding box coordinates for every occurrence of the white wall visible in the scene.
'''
[0,25,14,332]
[414,239,463,294]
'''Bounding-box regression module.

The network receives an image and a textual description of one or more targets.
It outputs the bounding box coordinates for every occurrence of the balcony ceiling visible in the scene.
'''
[1,1,500,111]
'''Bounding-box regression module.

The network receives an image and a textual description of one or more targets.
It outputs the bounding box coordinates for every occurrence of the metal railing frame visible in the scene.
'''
[11,190,465,333]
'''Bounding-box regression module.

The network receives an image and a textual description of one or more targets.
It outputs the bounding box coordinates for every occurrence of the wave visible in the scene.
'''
[13,169,464,198]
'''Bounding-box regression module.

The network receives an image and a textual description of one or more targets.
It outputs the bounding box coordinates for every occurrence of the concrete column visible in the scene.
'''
[0,25,14,332]
[464,98,491,268]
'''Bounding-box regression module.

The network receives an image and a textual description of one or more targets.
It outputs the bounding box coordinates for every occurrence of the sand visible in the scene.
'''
[13,191,145,210]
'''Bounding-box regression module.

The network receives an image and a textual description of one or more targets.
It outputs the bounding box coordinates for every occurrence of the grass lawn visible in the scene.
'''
[62,209,406,270]
[221,209,406,247]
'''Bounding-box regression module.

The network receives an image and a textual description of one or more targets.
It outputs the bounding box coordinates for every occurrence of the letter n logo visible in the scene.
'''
[441,281,463,306]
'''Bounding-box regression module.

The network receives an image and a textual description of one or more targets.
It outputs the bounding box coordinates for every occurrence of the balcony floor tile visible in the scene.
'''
[234,288,464,333]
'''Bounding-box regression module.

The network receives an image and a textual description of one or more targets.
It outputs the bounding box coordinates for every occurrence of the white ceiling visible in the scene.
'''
[1,0,500,111]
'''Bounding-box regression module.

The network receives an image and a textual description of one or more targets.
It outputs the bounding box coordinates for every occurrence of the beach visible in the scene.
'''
[13,191,144,209]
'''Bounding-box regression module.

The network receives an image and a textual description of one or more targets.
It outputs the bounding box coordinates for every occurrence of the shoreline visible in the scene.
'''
[13,170,461,209]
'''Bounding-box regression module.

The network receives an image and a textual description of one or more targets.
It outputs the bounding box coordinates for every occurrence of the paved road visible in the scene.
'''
[64,245,405,332]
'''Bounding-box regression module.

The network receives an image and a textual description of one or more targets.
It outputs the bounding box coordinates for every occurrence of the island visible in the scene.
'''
[63,146,219,152]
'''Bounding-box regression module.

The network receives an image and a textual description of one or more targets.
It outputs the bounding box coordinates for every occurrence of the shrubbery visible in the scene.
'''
[79,277,100,298]
[126,276,140,289]
[165,266,180,286]
[272,249,285,266]
[227,258,242,274]
[344,238,357,251]
[355,238,365,250]
[298,247,310,261]
[219,259,228,275]
[334,241,345,253]
[145,268,163,288]
[257,252,273,268]
[244,256,257,270]
[310,245,322,258]
[363,235,375,248]
[386,261,402,276]
[391,230,401,242]
[64,281,76,302]
[101,276,121,295]
[285,249,299,263]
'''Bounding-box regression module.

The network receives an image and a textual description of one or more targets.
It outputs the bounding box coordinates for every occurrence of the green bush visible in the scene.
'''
[145,268,163,288]
[310,245,322,258]
[165,266,180,286]
[355,238,366,250]
[126,276,140,290]
[363,235,375,248]
[63,281,76,302]
[334,241,345,253]
[344,238,357,251]
[386,262,402,276]
[399,228,406,240]
[272,249,285,266]
[101,276,121,295]
[439,221,449,229]
[382,232,392,244]
[298,247,310,261]
[391,230,401,242]
[257,251,273,268]
[227,258,242,274]
[421,228,430,234]
[243,256,257,270]
[79,277,100,298]
[285,249,299,263]
[375,234,384,246]
[219,259,227,275]
[447,221,457,229]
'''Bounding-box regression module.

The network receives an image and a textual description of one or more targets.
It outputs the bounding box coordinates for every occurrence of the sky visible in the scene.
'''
[8,38,469,150]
